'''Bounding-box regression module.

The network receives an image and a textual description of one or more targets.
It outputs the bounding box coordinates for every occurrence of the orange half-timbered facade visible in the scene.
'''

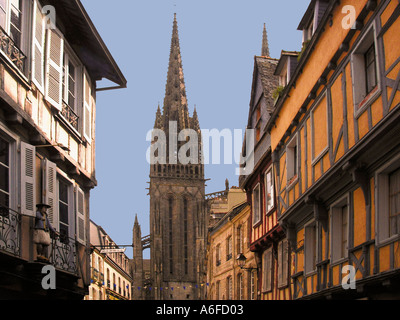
[265,0,400,299]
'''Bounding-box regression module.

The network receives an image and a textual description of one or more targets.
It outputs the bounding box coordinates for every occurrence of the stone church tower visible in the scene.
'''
[148,14,207,300]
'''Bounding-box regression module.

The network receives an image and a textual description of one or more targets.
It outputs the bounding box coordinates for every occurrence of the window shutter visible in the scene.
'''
[278,241,283,286]
[31,0,45,92]
[45,28,64,110]
[282,240,288,285]
[43,159,58,231]
[76,187,86,245]
[20,142,36,217]
[83,71,92,142]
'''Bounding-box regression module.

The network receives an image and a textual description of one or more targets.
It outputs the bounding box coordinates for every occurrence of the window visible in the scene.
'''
[0,136,10,209]
[250,270,256,300]
[216,244,221,266]
[365,43,377,95]
[226,236,232,261]
[252,184,261,225]
[389,169,400,237]
[0,0,25,49]
[58,178,70,241]
[237,273,244,300]
[304,223,317,274]
[262,248,272,292]
[62,52,78,109]
[277,240,289,287]
[351,23,380,111]
[216,281,220,300]
[376,156,400,243]
[183,198,188,274]
[168,197,173,274]
[331,198,349,263]
[237,225,243,254]
[227,276,233,300]
[287,135,298,184]
[265,167,275,213]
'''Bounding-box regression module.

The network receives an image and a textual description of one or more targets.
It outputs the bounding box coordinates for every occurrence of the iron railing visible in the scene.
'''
[0,25,26,74]
[0,207,21,257]
[61,102,79,131]
[0,205,79,275]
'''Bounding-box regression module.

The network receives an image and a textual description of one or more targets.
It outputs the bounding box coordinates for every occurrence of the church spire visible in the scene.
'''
[261,23,270,57]
[163,13,190,132]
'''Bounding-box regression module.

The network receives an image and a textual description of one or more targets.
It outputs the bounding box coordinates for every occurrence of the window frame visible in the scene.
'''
[330,195,350,265]
[261,247,272,293]
[375,153,400,245]
[286,134,299,187]
[0,128,17,212]
[265,166,275,214]
[252,183,261,226]
[277,239,289,288]
[304,220,317,275]
[350,21,381,117]
[62,46,82,116]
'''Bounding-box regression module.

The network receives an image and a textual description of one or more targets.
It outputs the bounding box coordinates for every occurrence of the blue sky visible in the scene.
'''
[81,0,310,258]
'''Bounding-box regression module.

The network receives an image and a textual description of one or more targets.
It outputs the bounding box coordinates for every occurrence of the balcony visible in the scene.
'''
[0,26,26,74]
[0,207,21,257]
[60,102,79,132]
[0,206,78,276]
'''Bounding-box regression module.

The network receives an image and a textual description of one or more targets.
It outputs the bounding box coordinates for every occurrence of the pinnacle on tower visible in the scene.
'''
[261,23,270,57]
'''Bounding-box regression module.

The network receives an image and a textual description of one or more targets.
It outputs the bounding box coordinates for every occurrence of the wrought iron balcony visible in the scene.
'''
[0,26,26,74]
[48,235,78,275]
[0,206,21,257]
[0,205,78,276]
[61,102,79,131]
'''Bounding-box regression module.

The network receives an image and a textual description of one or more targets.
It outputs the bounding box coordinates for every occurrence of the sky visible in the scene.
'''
[81,0,310,258]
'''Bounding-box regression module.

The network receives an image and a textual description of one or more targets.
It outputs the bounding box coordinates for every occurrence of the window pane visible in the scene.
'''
[0,137,9,166]
[0,189,9,208]
[59,202,68,224]
[266,169,274,212]
[59,180,68,203]
[0,164,9,193]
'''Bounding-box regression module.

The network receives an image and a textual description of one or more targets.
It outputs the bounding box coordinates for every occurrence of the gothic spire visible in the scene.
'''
[163,13,190,132]
[261,23,270,57]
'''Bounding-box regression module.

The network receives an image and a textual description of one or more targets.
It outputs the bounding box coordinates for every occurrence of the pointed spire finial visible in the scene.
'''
[261,23,270,57]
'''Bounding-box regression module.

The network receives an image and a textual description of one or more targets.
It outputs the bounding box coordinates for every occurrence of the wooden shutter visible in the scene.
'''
[20,142,36,217]
[282,240,289,286]
[83,71,92,142]
[43,159,58,231]
[45,28,64,110]
[278,241,283,286]
[31,0,45,92]
[76,187,86,245]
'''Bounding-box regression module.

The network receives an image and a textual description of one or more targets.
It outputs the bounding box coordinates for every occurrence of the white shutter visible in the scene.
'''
[83,71,92,142]
[43,159,58,231]
[76,187,86,245]
[45,27,64,110]
[31,0,45,92]
[20,142,36,217]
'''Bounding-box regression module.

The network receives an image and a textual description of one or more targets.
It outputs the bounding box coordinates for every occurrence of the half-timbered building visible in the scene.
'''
[265,0,400,299]
[0,0,126,298]
[239,25,292,300]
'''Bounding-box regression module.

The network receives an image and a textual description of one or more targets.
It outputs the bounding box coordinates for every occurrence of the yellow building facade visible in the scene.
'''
[207,188,257,300]
[265,0,400,299]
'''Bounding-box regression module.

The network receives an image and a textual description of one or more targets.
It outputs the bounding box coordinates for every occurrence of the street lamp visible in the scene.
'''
[236,253,258,271]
